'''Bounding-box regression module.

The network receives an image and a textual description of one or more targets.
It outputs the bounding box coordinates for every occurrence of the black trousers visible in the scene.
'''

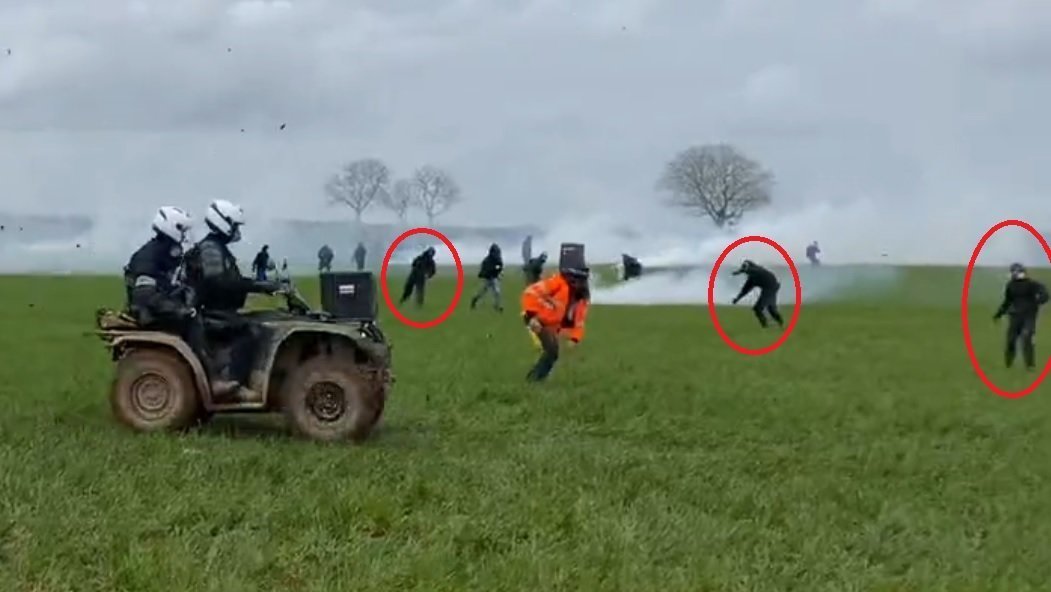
[400,276,426,307]
[525,323,560,382]
[1005,313,1038,368]
[753,286,784,328]
[138,313,214,379]
[201,312,261,383]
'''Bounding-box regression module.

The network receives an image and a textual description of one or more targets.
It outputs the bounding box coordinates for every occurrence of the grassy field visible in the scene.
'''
[2,265,1051,591]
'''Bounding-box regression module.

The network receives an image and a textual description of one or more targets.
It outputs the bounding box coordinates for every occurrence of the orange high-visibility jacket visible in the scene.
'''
[521,273,590,342]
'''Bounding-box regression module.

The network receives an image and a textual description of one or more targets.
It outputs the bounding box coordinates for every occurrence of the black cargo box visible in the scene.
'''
[319,271,377,321]
[559,243,586,271]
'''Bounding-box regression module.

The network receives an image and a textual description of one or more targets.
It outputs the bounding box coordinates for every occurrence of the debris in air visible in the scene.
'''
[279,123,286,130]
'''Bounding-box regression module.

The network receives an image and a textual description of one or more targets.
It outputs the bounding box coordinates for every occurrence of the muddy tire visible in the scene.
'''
[281,356,380,443]
[110,348,200,433]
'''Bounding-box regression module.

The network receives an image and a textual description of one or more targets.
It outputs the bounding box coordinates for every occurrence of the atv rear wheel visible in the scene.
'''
[281,356,380,443]
[110,348,200,432]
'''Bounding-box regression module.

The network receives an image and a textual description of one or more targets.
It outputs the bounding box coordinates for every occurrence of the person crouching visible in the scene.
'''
[520,266,590,382]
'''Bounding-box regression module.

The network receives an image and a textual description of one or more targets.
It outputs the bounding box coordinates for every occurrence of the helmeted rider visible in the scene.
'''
[123,207,223,389]
[183,199,281,400]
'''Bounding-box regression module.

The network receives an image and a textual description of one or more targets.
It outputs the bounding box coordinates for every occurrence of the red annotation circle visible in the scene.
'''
[962,219,1051,399]
[707,235,802,356]
[380,227,464,329]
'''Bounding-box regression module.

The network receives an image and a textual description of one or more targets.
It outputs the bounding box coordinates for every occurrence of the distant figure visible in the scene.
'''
[471,243,504,312]
[353,241,367,271]
[252,245,270,281]
[993,263,1049,370]
[523,252,547,284]
[731,259,784,329]
[400,246,437,308]
[806,241,821,266]
[621,253,643,280]
[318,244,333,272]
[521,235,533,265]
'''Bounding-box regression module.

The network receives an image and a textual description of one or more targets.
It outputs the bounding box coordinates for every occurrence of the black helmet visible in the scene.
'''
[1010,262,1026,278]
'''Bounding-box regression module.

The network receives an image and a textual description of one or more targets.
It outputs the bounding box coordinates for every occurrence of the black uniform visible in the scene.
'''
[471,243,504,311]
[123,233,209,370]
[806,243,820,266]
[524,254,547,284]
[400,247,436,307]
[318,244,333,272]
[622,254,642,280]
[353,242,367,271]
[732,261,783,328]
[251,246,270,281]
[183,233,279,386]
[994,271,1049,369]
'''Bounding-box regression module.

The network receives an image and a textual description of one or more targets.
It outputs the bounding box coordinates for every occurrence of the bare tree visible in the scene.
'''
[382,178,414,223]
[409,165,461,226]
[324,158,391,222]
[657,143,774,228]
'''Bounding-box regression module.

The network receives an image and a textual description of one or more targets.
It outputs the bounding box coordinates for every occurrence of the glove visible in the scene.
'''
[528,317,543,333]
[732,297,740,305]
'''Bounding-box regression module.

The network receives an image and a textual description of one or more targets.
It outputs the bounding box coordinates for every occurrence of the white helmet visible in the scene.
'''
[152,206,193,244]
[205,199,245,243]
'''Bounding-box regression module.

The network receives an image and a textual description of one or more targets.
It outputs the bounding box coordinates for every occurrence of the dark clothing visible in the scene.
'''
[995,276,1049,369]
[479,249,503,280]
[524,256,546,284]
[252,249,269,281]
[622,255,642,280]
[995,277,1049,319]
[472,245,504,311]
[123,234,189,324]
[733,264,783,328]
[184,234,270,312]
[318,245,333,272]
[400,249,436,307]
[806,244,820,265]
[183,233,275,384]
[123,234,211,375]
[353,243,367,271]
[526,326,559,382]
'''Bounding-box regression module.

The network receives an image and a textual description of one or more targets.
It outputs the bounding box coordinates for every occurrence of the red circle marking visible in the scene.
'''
[707,235,802,356]
[379,227,464,329]
[961,219,1051,399]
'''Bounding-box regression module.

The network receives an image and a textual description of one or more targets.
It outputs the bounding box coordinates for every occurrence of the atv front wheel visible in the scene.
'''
[110,348,200,432]
[281,356,380,443]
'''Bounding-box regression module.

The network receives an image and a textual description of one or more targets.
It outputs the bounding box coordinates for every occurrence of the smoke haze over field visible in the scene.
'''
[1,0,1050,277]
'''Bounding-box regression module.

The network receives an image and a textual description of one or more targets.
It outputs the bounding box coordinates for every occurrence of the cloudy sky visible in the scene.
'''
[0,0,1049,229]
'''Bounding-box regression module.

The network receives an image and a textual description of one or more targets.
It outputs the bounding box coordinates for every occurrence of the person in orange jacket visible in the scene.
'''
[520,265,590,381]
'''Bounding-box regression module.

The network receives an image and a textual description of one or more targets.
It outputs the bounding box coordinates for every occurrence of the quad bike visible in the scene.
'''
[94,272,392,443]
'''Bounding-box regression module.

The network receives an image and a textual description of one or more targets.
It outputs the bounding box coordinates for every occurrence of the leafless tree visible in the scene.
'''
[382,178,414,223]
[324,158,391,222]
[408,165,461,226]
[657,143,774,228]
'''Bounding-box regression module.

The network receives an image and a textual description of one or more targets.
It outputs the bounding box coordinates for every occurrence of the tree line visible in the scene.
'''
[324,158,461,226]
[326,143,775,229]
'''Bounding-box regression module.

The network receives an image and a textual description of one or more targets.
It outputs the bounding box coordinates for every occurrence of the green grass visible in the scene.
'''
[2,266,1051,591]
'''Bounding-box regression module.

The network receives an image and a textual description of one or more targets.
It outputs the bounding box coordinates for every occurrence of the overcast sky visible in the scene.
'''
[0,0,1049,228]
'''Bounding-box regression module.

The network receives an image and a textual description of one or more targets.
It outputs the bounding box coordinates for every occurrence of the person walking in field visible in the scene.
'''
[400,246,437,308]
[251,244,270,281]
[470,243,504,312]
[806,241,821,266]
[731,259,784,329]
[994,263,1049,370]
[520,265,590,382]
[353,241,367,271]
